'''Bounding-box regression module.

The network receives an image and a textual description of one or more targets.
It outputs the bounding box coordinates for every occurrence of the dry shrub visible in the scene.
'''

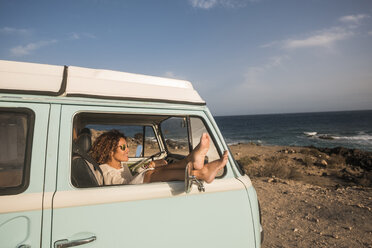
[238,156,254,166]
[238,155,261,166]
[357,171,372,187]
[327,154,345,169]
[300,148,322,158]
[244,166,260,177]
[251,155,261,162]
[303,155,314,167]
[258,163,302,180]
[253,155,303,180]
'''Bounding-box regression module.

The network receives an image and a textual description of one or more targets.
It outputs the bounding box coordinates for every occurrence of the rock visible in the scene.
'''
[267,178,275,183]
[316,146,372,171]
[321,160,328,166]
[293,228,299,232]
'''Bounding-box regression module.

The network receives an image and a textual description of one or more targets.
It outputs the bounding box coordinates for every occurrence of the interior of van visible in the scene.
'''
[71,113,223,188]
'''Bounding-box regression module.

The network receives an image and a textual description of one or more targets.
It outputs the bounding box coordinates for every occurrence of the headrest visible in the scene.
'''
[75,132,92,154]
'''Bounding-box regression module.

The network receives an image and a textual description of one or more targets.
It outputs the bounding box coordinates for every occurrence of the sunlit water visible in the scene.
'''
[215,110,372,152]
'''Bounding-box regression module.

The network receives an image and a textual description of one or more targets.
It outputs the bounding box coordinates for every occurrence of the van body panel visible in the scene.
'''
[41,104,62,248]
[238,175,262,247]
[49,105,257,247]
[52,187,255,248]
[0,102,49,248]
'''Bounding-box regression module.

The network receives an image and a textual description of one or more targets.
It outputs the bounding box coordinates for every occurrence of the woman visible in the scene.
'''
[90,129,228,185]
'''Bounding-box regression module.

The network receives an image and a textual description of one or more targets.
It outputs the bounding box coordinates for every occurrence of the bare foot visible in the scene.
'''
[194,150,228,184]
[189,133,210,170]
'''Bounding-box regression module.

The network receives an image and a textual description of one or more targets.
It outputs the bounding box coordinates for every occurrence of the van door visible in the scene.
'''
[51,105,257,248]
[0,103,50,248]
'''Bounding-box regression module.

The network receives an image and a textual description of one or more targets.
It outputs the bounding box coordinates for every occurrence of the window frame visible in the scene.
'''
[159,115,227,178]
[158,116,191,156]
[188,115,227,178]
[0,107,35,195]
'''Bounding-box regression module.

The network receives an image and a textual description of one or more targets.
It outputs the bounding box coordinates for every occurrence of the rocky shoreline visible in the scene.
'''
[230,143,372,187]
[229,143,372,247]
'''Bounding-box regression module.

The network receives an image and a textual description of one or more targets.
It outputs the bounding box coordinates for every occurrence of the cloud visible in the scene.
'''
[0,27,31,35]
[368,30,372,36]
[10,39,57,56]
[244,55,289,85]
[263,14,369,50]
[188,0,255,9]
[189,0,218,9]
[339,14,370,24]
[283,28,353,49]
[69,32,96,40]
[163,71,187,80]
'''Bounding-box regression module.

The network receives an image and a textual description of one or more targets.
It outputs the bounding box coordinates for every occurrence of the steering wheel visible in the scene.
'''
[131,150,167,172]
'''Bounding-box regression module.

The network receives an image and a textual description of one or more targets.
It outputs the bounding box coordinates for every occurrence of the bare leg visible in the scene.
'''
[193,150,228,183]
[188,133,210,170]
[144,150,228,184]
[143,167,184,183]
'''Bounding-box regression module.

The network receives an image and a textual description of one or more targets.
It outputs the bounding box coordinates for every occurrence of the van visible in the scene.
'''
[0,60,262,248]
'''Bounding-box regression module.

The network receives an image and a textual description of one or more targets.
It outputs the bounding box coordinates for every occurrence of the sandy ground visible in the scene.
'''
[229,143,372,248]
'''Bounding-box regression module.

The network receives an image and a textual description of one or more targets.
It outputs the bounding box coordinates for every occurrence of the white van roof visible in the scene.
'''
[0,60,205,104]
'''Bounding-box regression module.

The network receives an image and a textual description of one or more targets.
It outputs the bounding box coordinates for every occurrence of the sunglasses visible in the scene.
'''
[118,144,129,151]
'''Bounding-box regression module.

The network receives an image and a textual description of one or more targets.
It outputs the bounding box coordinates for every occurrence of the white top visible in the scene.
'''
[0,60,205,104]
[99,163,153,185]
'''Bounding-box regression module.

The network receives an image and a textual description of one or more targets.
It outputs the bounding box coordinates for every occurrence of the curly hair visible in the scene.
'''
[90,130,126,164]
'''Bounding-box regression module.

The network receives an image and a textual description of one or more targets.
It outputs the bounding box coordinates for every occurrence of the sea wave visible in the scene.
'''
[307,132,372,144]
[226,139,263,146]
[304,131,317,137]
[332,134,372,141]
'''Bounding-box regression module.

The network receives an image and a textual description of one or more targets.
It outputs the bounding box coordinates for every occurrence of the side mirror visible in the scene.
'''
[185,162,205,193]
[135,145,143,158]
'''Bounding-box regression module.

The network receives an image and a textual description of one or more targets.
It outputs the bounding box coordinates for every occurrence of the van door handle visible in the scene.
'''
[54,236,96,248]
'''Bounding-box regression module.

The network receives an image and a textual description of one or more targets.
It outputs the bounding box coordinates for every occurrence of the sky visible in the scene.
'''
[1,0,372,116]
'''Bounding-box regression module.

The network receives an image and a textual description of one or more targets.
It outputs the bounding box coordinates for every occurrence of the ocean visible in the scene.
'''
[214,110,372,152]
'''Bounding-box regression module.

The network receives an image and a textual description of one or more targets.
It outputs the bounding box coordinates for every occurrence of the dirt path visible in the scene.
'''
[252,177,372,248]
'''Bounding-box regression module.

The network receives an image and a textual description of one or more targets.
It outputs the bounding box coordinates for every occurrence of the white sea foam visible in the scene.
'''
[333,134,372,141]
[304,131,317,137]
[310,132,372,145]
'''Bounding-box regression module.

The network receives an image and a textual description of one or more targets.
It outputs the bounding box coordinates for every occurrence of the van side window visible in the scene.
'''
[87,125,160,158]
[190,117,220,162]
[161,117,189,155]
[71,113,224,187]
[0,109,34,195]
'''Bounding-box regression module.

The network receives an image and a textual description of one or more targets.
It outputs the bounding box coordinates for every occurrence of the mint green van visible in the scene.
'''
[0,60,262,248]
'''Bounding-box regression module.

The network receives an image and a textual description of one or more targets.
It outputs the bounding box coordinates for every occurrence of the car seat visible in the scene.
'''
[71,132,104,187]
